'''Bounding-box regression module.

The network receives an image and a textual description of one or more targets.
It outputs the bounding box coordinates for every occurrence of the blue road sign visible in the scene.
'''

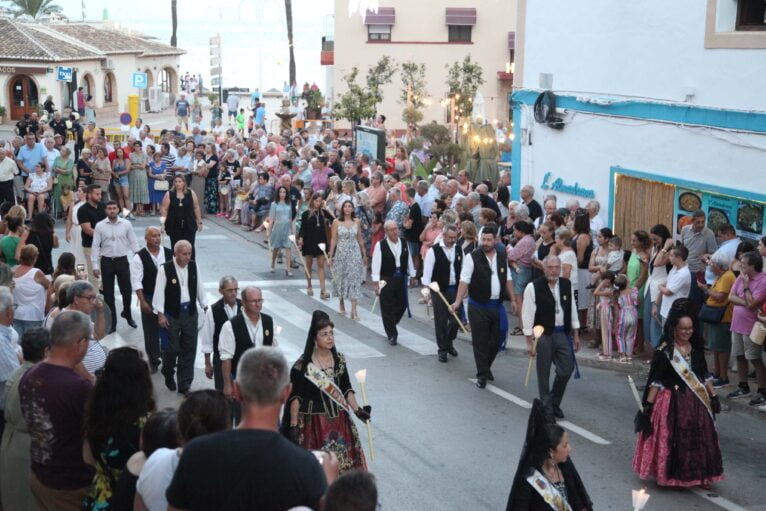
[57,66,73,82]
[131,72,148,89]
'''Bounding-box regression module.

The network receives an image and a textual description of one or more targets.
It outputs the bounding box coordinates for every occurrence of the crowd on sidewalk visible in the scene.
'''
[0,87,763,509]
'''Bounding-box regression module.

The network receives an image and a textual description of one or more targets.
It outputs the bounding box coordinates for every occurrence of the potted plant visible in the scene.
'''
[305,89,324,120]
[0,106,6,124]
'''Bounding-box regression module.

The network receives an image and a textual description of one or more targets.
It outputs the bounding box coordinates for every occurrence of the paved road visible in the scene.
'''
[52,217,766,511]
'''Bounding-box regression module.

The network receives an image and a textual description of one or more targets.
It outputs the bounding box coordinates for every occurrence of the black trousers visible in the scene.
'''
[432,287,458,354]
[536,331,575,416]
[468,303,501,379]
[140,302,161,369]
[168,228,196,260]
[212,351,223,391]
[0,180,14,206]
[100,256,132,327]
[380,276,407,339]
[162,310,198,391]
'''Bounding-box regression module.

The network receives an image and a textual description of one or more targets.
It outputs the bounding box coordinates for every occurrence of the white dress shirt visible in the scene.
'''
[219,314,276,361]
[130,248,168,291]
[91,217,139,270]
[421,241,457,286]
[460,251,509,299]
[521,280,580,336]
[151,260,207,314]
[200,302,239,354]
[371,237,416,282]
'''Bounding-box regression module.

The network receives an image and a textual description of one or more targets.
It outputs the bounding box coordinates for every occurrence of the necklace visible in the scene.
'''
[312,350,333,371]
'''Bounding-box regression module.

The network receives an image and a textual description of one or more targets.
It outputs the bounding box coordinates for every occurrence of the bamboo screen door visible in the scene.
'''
[612,174,675,239]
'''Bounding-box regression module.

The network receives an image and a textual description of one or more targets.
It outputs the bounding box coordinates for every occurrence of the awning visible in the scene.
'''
[446,7,476,26]
[364,7,395,25]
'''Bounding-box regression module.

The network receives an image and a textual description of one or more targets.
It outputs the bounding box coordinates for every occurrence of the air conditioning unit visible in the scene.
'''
[148,87,161,112]
[161,92,170,109]
[101,59,115,70]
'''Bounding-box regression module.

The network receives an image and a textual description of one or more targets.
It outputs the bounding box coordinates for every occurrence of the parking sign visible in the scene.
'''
[131,72,148,89]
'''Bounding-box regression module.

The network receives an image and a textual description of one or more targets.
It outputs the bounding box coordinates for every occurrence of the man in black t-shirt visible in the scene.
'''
[48,112,68,142]
[77,184,106,288]
[166,347,329,511]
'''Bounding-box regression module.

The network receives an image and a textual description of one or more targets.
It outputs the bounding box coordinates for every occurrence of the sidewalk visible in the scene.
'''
[205,215,765,418]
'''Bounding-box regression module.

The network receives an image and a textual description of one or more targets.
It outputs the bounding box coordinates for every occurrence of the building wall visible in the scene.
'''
[332,0,515,130]
[519,0,766,111]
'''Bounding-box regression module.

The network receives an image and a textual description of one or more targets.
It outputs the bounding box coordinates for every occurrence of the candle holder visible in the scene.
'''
[524,325,545,387]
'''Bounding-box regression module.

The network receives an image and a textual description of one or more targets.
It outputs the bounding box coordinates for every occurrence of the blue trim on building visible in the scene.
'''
[511,89,766,134]
[511,101,522,200]
[607,166,766,229]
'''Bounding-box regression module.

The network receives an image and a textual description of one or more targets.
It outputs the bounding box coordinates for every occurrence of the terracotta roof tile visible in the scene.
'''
[48,23,185,56]
[0,19,55,60]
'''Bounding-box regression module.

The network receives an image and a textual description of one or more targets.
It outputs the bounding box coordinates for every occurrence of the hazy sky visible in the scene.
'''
[55,0,334,90]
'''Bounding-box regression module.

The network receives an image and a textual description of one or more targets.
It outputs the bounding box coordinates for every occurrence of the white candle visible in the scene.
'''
[632,489,650,511]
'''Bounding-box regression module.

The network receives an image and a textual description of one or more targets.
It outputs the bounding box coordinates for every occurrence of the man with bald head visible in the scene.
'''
[152,240,207,393]
[371,220,416,345]
[130,226,174,373]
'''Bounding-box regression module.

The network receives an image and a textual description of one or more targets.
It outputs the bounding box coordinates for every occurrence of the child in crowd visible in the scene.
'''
[370,211,385,257]
[605,236,625,273]
[217,163,232,217]
[593,270,617,361]
[614,274,639,363]
[59,185,74,216]
[236,108,246,136]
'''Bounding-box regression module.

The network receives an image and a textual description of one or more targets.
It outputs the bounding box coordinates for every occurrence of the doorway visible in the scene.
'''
[9,75,39,120]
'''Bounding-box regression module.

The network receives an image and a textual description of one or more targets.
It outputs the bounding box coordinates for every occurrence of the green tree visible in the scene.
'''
[365,56,397,113]
[445,55,485,119]
[333,67,377,126]
[170,0,178,47]
[285,0,296,85]
[6,0,62,18]
[399,61,427,108]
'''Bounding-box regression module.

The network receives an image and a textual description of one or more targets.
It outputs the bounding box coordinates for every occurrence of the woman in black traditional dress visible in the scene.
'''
[507,399,592,510]
[297,193,335,299]
[283,310,371,473]
[633,300,723,487]
[160,176,202,259]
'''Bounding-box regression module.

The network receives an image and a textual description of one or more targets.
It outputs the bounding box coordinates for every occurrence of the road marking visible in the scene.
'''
[301,290,438,356]
[689,488,747,511]
[469,379,612,445]
[262,290,386,359]
[203,280,307,289]
[194,234,230,240]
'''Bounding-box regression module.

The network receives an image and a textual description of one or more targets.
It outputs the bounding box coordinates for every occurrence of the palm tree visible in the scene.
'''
[285,0,296,85]
[7,0,63,18]
[170,0,178,47]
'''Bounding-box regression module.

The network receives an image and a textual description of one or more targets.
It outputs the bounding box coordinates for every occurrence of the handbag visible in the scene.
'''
[154,179,169,191]
[750,321,766,346]
[698,303,726,324]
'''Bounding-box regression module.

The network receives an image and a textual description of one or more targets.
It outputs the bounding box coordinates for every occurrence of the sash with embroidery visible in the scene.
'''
[526,469,573,511]
[305,362,350,412]
[668,348,712,418]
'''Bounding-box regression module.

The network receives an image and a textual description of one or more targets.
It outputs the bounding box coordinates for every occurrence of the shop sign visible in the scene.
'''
[0,66,49,74]
[540,172,595,199]
[674,188,765,240]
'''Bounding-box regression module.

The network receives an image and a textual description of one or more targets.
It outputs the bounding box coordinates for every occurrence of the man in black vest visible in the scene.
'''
[130,226,173,373]
[422,224,462,363]
[521,255,581,421]
[371,220,416,345]
[451,223,516,388]
[152,240,208,394]
[219,286,274,421]
[200,275,241,391]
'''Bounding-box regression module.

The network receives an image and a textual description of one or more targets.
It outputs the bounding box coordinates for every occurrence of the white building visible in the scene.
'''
[0,19,184,122]
[511,0,766,240]
[329,0,516,131]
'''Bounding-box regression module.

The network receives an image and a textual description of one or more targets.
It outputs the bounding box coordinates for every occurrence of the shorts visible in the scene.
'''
[510,265,532,295]
[705,322,731,353]
[177,115,188,126]
[407,241,421,259]
[118,175,129,187]
[228,110,237,118]
[731,331,762,360]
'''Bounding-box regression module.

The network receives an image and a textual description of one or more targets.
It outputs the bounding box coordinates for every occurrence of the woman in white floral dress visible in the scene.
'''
[329,200,367,320]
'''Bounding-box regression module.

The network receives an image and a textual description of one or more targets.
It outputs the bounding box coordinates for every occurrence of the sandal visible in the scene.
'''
[351,313,360,321]
[597,354,610,361]
[307,287,314,296]
[320,290,330,300]
[510,327,524,336]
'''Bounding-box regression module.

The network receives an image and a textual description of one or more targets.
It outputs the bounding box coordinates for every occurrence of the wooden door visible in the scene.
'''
[612,174,675,239]
[9,75,38,120]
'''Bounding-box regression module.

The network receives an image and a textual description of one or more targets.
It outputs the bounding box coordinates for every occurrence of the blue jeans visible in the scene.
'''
[642,295,662,348]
